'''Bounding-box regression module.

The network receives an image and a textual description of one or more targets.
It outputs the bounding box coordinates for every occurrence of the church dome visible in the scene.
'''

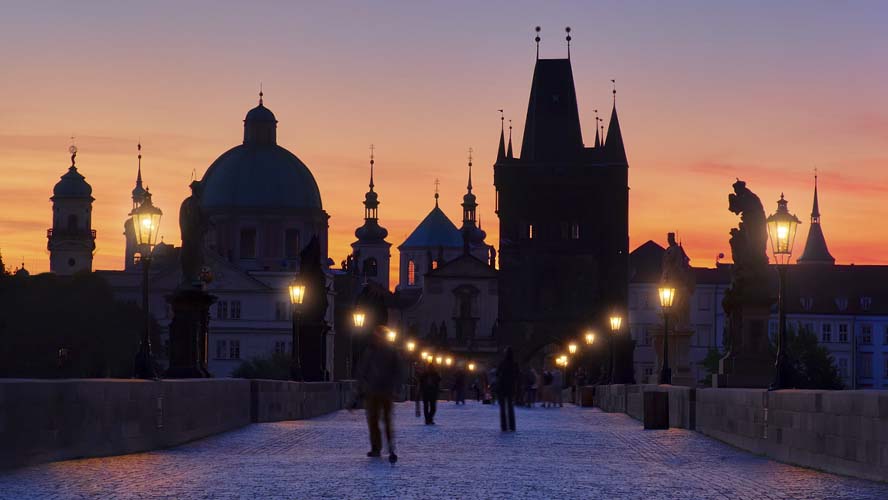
[199,99,322,213]
[53,166,93,199]
[355,220,388,242]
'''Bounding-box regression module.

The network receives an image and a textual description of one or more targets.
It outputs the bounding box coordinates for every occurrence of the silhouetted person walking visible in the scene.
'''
[497,347,518,432]
[419,361,441,424]
[356,326,404,463]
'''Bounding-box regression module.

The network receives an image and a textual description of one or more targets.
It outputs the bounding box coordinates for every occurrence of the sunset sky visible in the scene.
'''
[1,1,887,276]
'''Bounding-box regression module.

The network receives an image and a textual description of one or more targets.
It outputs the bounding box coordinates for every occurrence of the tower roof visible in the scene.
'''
[520,58,584,161]
[53,147,93,200]
[798,176,835,265]
[604,103,627,163]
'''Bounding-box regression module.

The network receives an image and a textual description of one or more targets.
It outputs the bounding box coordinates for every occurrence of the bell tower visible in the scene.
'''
[351,146,391,289]
[48,145,96,275]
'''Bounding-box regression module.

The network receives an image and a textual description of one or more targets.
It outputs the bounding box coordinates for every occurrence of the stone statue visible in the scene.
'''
[725,179,770,306]
[179,180,207,286]
[661,232,695,329]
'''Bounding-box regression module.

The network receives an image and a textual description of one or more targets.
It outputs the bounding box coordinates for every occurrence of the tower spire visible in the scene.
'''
[434,178,440,208]
[605,81,627,163]
[534,26,541,60]
[798,172,835,265]
[467,147,473,192]
[369,144,375,191]
[497,110,506,160]
[594,109,601,148]
[259,82,263,105]
[507,119,514,158]
[811,168,820,222]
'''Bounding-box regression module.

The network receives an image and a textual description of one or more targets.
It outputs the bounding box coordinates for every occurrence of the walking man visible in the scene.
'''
[496,347,518,432]
[356,326,404,463]
[419,359,441,424]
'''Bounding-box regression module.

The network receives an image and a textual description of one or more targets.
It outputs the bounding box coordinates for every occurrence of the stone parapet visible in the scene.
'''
[250,380,358,422]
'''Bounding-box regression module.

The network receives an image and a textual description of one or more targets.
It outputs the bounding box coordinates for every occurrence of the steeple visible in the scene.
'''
[462,148,477,225]
[593,110,601,148]
[132,142,147,208]
[507,120,514,158]
[354,145,388,243]
[604,81,627,163]
[797,173,835,265]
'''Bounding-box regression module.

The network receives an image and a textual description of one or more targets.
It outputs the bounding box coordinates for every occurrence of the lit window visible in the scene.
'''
[432,260,438,270]
[229,340,241,360]
[408,260,416,286]
[528,224,535,239]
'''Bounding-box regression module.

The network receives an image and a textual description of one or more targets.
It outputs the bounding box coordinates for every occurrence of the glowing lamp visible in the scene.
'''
[609,315,622,332]
[288,280,306,306]
[129,198,162,248]
[568,343,578,355]
[352,311,366,328]
[406,341,416,352]
[445,356,452,366]
[766,194,801,265]
[585,332,595,345]
[386,329,397,342]
[658,286,676,310]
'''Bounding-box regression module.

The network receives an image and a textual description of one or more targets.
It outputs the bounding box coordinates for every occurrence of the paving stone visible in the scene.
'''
[1,402,887,499]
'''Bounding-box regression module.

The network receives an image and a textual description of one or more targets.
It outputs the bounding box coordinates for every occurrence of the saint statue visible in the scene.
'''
[179,180,207,286]
[661,232,695,329]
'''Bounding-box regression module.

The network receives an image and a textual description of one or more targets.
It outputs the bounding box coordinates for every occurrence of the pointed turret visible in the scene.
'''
[593,110,601,148]
[507,120,514,158]
[354,147,388,243]
[797,175,835,265]
[604,98,627,163]
[132,142,147,208]
[497,117,506,161]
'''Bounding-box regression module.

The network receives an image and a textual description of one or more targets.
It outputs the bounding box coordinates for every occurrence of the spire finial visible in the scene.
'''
[594,110,601,148]
[259,82,263,105]
[434,178,440,207]
[136,140,143,185]
[565,26,572,59]
[498,109,504,131]
[68,136,77,167]
[611,79,616,104]
[369,144,375,190]
[507,119,513,158]
[534,26,541,60]
[467,147,473,192]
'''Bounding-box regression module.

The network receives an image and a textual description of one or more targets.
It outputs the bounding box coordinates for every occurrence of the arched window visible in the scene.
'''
[67,214,78,231]
[407,259,416,286]
[364,257,378,277]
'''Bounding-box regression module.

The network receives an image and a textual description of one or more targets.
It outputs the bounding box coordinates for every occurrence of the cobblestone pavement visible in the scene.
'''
[3,402,888,499]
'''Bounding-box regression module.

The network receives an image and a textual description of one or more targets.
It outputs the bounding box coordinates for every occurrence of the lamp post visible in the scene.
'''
[657,285,676,385]
[609,315,623,384]
[350,310,365,379]
[288,279,306,381]
[130,197,162,379]
[766,194,801,390]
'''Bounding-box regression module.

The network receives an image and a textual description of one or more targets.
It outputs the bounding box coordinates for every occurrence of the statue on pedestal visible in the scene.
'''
[661,232,695,330]
[716,179,774,387]
[179,180,207,287]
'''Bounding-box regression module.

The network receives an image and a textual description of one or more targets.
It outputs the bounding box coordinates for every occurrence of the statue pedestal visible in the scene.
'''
[166,287,216,378]
[714,302,773,388]
[651,327,696,387]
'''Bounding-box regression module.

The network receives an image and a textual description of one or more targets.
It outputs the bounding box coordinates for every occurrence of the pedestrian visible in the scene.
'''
[541,368,553,408]
[419,359,441,424]
[552,366,564,408]
[355,325,405,464]
[496,347,518,432]
[453,368,467,405]
[524,369,536,407]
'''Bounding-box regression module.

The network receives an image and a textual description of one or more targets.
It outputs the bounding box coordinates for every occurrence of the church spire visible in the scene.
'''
[797,172,835,265]
[354,145,388,244]
[507,120,514,158]
[594,110,601,148]
[132,142,147,208]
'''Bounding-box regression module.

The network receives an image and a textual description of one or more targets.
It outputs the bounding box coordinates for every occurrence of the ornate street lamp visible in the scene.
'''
[585,331,595,345]
[766,194,801,390]
[288,278,307,381]
[609,314,623,384]
[435,355,443,365]
[568,342,578,355]
[130,197,162,379]
[347,310,365,379]
[445,356,453,367]
[657,285,676,385]
[468,362,476,372]
[421,351,429,360]
[386,329,397,343]
[406,340,416,352]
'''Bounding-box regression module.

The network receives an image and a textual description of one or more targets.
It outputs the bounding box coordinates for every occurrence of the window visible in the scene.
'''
[216,340,228,359]
[229,340,241,360]
[240,228,257,259]
[217,301,229,320]
[274,341,287,355]
[407,260,416,286]
[364,257,378,277]
[838,323,849,343]
[231,301,241,320]
[642,366,653,378]
[570,223,580,240]
[527,224,534,239]
[284,229,301,259]
[861,297,872,311]
[860,353,873,378]
[821,324,832,343]
[838,358,849,378]
[861,324,873,345]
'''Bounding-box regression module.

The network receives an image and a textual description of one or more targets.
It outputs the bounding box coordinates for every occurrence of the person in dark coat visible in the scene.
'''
[452,369,467,405]
[419,360,441,424]
[496,347,519,431]
[356,326,405,463]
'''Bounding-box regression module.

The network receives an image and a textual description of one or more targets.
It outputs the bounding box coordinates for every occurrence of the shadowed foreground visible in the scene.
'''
[2,402,887,499]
